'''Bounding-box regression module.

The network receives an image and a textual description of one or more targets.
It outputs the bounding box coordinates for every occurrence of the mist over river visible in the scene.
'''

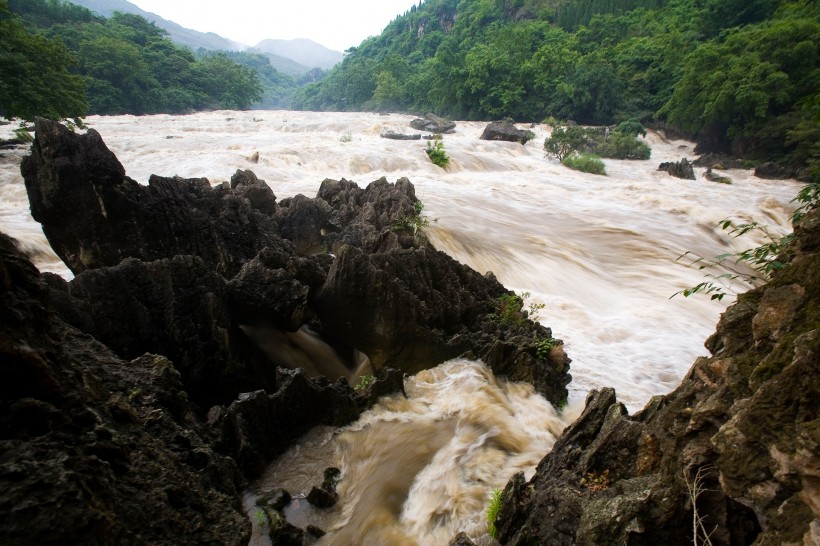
[0,110,802,544]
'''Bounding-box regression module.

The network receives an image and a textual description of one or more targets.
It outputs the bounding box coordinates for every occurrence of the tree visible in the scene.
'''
[0,0,87,120]
[544,125,588,161]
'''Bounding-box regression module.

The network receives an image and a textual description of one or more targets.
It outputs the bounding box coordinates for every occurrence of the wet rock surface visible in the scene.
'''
[410,113,456,134]
[0,234,250,546]
[496,208,820,546]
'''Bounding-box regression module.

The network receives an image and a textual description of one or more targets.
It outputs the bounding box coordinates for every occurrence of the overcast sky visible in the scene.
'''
[128,0,420,52]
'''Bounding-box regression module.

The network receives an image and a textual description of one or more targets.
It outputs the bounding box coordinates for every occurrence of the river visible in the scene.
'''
[0,111,802,544]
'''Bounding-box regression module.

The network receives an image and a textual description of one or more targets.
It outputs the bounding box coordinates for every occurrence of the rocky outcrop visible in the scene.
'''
[704,167,732,184]
[410,113,456,134]
[495,207,820,546]
[22,119,281,278]
[480,121,535,144]
[0,234,250,545]
[692,153,748,170]
[754,161,795,180]
[658,158,696,180]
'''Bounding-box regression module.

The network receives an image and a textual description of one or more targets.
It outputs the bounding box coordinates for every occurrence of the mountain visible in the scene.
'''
[66,0,246,51]
[253,38,343,71]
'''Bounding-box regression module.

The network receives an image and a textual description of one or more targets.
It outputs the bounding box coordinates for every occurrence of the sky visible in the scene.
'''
[128,0,420,52]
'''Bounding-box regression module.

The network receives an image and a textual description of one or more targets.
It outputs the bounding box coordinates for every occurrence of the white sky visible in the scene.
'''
[129,0,420,52]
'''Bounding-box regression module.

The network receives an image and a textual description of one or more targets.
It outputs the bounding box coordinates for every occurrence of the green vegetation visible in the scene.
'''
[535,337,558,361]
[595,131,651,160]
[393,200,438,237]
[4,0,264,118]
[544,126,589,161]
[562,153,607,175]
[486,488,503,539]
[294,0,819,171]
[675,180,819,301]
[425,140,449,168]
[354,375,376,392]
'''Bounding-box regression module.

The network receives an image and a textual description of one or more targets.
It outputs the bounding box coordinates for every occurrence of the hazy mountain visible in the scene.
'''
[253,38,343,71]
[67,0,246,51]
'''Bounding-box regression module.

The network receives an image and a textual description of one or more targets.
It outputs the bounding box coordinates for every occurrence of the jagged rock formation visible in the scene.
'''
[480,121,535,144]
[22,118,571,406]
[495,208,820,546]
[0,234,250,545]
[658,158,696,180]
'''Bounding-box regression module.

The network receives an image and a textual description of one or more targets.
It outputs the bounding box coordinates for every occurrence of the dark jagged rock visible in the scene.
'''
[480,121,535,144]
[410,113,456,134]
[314,242,570,403]
[381,131,422,140]
[497,208,820,546]
[658,158,696,180]
[44,255,277,408]
[754,161,795,180]
[704,167,732,185]
[0,233,249,546]
[212,368,361,478]
[22,118,281,277]
[231,169,277,215]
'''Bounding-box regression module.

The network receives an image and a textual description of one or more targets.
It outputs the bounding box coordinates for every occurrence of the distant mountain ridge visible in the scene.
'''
[253,38,343,71]
[66,0,342,74]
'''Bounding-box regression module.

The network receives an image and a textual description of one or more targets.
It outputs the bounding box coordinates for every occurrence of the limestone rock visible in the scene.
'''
[410,113,456,134]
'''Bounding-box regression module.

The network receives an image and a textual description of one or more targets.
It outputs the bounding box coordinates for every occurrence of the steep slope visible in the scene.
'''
[495,207,820,545]
[67,0,245,51]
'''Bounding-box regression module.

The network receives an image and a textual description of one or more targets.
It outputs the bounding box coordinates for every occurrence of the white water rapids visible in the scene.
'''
[0,111,802,544]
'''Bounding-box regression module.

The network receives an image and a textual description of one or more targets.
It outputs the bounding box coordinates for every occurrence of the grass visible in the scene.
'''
[486,488,504,539]
[425,140,449,168]
[562,153,607,175]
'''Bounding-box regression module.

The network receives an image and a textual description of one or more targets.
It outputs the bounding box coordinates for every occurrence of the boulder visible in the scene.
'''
[410,113,456,134]
[496,207,820,546]
[657,158,696,180]
[692,153,748,170]
[480,121,535,144]
[704,167,732,184]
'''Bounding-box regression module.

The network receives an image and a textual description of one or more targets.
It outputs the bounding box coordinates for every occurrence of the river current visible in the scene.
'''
[0,111,801,544]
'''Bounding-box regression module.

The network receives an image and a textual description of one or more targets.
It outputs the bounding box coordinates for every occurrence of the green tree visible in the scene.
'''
[544,125,588,161]
[0,0,86,120]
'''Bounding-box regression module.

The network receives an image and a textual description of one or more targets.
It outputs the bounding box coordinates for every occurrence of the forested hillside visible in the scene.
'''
[295,0,819,170]
[2,0,267,117]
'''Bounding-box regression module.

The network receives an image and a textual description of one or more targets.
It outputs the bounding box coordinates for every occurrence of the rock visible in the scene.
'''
[212,368,361,478]
[261,489,292,512]
[449,531,476,545]
[22,118,281,277]
[410,113,456,134]
[306,525,326,538]
[479,121,535,144]
[0,233,250,546]
[46,255,277,407]
[692,153,748,170]
[657,158,696,180]
[497,207,820,545]
[754,161,795,180]
[231,169,277,215]
[380,131,422,140]
[307,467,341,508]
[704,167,732,184]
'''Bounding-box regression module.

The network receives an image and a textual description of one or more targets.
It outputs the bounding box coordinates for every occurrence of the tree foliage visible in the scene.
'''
[6,0,265,117]
[0,0,87,120]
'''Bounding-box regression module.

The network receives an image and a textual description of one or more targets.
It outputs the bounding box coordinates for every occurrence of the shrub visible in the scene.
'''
[425,140,449,168]
[544,125,588,161]
[354,375,376,392]
[614,119,647,137]
[534,337,558,361]
[562,153,607,175]
[392,200,437,237]
[596,132,651,160]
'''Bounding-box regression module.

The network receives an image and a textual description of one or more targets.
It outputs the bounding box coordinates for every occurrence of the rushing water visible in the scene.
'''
[0,111,802,544]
